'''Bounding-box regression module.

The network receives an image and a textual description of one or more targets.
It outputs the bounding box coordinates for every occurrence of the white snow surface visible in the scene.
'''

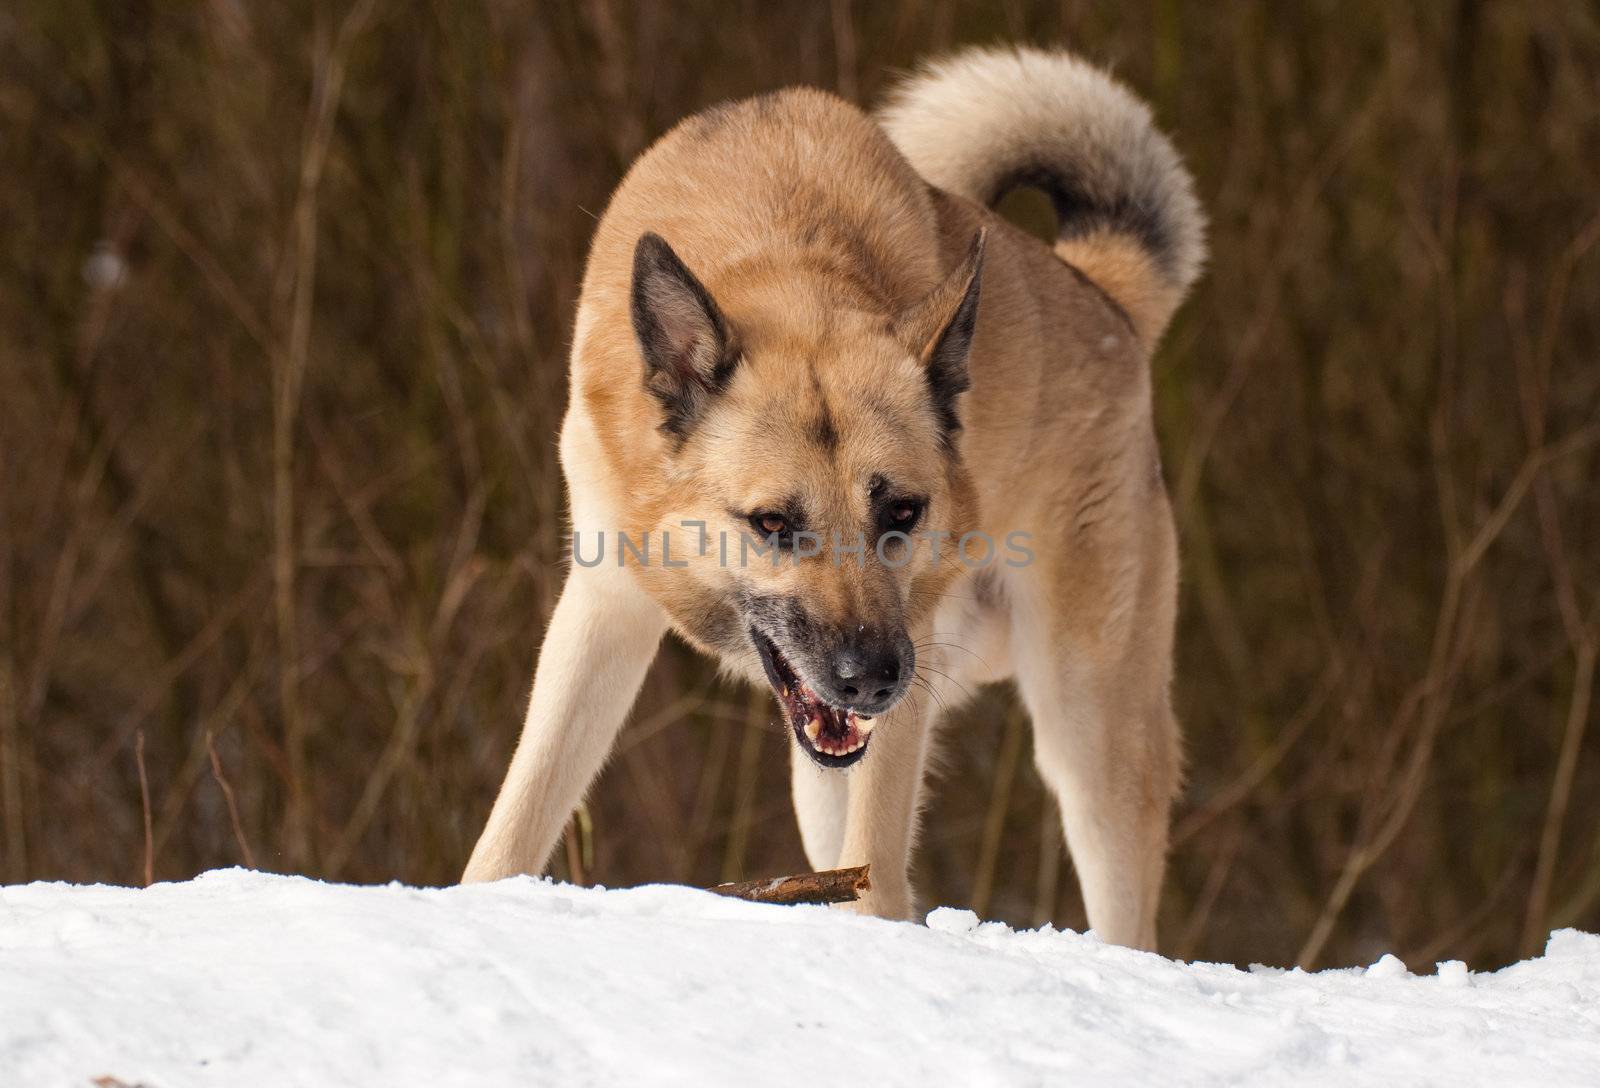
[2,870,1598,1086]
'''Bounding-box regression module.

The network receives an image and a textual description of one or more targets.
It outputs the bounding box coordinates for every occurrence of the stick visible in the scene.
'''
[709,865,870,906]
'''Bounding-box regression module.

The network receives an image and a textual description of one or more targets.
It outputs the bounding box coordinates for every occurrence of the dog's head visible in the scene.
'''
[628,229,984,768]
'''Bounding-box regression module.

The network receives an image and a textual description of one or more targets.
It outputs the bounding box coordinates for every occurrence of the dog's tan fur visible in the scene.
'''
[463,46,1205,951]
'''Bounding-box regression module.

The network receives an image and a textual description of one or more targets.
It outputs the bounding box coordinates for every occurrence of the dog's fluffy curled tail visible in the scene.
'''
[879,46,1205,342]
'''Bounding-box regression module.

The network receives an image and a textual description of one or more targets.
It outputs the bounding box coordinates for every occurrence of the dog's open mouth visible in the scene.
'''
[751,629,872,769]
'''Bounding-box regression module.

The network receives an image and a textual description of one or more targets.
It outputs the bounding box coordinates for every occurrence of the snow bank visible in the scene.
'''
[2,870,1597,1086]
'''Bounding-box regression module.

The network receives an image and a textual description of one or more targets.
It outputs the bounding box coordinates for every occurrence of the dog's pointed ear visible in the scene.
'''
[895,229,986,443]
[631,232,738,441]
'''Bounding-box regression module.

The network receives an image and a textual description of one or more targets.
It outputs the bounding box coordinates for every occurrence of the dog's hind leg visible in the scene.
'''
[1007,534,1181,951]
[462,565,666,883]
[1019,674,1178,951]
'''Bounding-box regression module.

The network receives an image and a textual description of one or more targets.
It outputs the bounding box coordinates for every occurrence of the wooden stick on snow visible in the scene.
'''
[709,865,871,906]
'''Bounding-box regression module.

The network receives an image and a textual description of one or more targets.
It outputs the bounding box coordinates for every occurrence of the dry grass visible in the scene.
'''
[2,1,1598,970]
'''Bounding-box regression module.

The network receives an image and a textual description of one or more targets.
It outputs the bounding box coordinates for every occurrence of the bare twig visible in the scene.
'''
[720,685,771,883]
[1293,415,1597,967]
[970,705,1027,918]
[1174,81,1387,521]
[106,154,270,350]
[324,671,429,878]
[1176,822,1245,961]
[1510,217,1600,954]
[1174,658,1342,847]
[1031,798,1063,929]
[91,568,268,777]
[711,865,871,906]
[562,809,589,886]
[207,730,257,869]
[1296,570,1476,969]
[271,0,377,869]
[135,730,153,887]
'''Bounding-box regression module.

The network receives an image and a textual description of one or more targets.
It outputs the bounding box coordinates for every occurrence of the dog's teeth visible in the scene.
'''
[856,718,875,736]
[804,717,822,742]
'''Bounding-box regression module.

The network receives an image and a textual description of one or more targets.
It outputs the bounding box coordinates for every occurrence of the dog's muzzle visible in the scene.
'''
[752,628,881,769]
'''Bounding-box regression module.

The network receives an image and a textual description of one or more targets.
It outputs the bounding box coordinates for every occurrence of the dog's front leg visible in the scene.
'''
[832,698,937,920]
[790,743,849,870]
[462,566,666,883]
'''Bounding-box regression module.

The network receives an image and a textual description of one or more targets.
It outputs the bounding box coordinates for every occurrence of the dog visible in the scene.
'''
[462,45,1204,951]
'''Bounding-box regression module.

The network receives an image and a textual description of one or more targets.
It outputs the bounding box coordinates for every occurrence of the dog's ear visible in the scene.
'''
[631,232,738,441]
[896,229,986,444]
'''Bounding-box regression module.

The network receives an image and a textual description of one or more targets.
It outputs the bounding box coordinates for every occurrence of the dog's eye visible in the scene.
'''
[753,513,788,537]
[879,498,925,536]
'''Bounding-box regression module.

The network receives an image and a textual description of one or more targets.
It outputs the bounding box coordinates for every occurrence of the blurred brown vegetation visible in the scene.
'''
[3,1,1599,971]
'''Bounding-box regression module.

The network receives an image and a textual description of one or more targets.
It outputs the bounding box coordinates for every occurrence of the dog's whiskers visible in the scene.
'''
[909,674,951,715]
[914,663,974,704]
[914,640,994,674]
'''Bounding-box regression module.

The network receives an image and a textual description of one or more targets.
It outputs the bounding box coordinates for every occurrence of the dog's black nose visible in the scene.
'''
[824,635,906,713]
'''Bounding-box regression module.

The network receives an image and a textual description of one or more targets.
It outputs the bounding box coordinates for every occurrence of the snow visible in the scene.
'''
[3,870,1597,1086]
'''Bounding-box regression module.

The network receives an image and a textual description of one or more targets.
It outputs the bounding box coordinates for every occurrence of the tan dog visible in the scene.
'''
[463,46,1204,951]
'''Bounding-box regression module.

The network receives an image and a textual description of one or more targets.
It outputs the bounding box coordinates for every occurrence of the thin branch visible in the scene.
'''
[711,865,871,906]
[271,0,377,869]
[135,731,153,887]
[969,704,1027,918]
[207,730,257,870]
